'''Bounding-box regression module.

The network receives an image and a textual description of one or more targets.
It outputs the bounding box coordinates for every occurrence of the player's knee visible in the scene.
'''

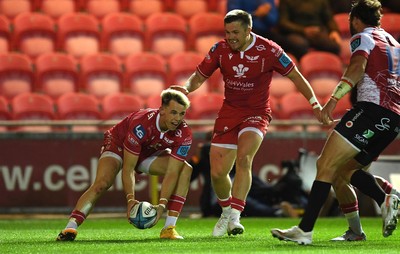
[236,154,252,170]
[92,178,113,194]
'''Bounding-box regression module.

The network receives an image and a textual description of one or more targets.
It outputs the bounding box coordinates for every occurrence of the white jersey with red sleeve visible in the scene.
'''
[108,108,192,163]
[196,33,295,118]
[350,27,400,115]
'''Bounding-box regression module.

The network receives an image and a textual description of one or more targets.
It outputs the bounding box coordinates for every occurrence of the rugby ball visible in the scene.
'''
[129,201,157,229]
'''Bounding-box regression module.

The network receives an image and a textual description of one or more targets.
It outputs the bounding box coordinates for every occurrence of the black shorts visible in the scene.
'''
[334,102,400,166]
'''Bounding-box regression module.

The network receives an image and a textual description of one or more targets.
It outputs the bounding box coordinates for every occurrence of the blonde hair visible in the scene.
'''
[161,89,190,109]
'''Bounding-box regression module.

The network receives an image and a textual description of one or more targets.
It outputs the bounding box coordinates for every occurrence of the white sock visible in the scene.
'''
[66,220,78,230]
[230,208,241,221]
[221,206,231,217]
[345,211,363,235]
[164,215,178,229]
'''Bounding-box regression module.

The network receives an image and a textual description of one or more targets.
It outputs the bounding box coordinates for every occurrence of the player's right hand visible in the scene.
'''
[169,85,189,95]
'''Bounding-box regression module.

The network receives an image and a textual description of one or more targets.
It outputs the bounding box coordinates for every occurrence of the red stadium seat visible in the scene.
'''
[333,13,351,38]
[0,53,33,99]
[79,53,123,99]
[0,95,10,119]
[0,0,32,19]
[145,94,161,109]
[57,92,101,119]
[57,92,101,131]
[84,0,121,20]
[39,0,77,20]
[101,92,143,120]
[145,12,188,58]
[381,13,400,39]
[11,92,55,132]
[0,95,9,131]
[124,52,167,99]
[217,0,227,15]
[270,76,296,100]
[57,12,100,59]
[35,52,78,99]
[279,92,316,120]
[12,12,56,59]
[188,12,224,54]
[101,12,144,59]
[11,92,55,120]
[172,0,208,20]
[0,15,10,53]
[126,0,164,20]
[188,92,223,119]
[299,51,343,98]
[168,51,208,96]
[279,92,321,131]
[334,13,352,65]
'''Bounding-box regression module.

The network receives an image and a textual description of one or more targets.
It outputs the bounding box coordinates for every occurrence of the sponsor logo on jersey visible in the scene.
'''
[210,43,218,52]
[278,53,291,68]
[205,53,212,63]
[362,129,375,139]
[163,136,174,144]
[175,129,182,138]
[127,133,139,145]
[346,121,353,128]
[134,125,145,139]
[375,118,390,131]
[351,37,361,52]
[255,44,266,51]
[177,145,191,157]
[229,53,233,60]
[354,133,368,145]
[245,55,260,62]
[233,64,249,78]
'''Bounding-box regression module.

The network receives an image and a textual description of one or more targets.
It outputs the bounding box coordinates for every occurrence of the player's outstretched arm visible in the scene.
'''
[122,150,140,219]
[286,66,323,123]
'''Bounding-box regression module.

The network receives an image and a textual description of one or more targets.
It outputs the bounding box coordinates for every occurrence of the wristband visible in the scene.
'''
[159,198,168,203]
[127,199,135,203]
[308,96,320,109]
[159,204,166,209]
[331,78,354,101]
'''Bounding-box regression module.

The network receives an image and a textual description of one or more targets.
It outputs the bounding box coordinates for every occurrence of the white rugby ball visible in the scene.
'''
[129,201,157,229]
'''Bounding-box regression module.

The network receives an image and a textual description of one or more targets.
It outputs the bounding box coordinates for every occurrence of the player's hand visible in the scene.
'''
[312,105,323,124]
[126,199,139,222]
[254,3,271,17]
[321,98,338,126]
[169,85,189,95]
[304,26,320,37]
[151,204,166,226]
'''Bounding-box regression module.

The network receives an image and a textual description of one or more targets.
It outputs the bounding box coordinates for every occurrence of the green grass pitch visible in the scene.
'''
[0,216,399,253]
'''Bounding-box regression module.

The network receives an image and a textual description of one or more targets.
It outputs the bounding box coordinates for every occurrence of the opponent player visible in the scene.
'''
[271,0,400,244]
[57,89,193,240]
[172,9,322,237]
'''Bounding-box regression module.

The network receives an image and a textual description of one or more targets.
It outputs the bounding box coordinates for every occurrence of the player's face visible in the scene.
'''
[159,100,187,131]
[225,21,251,51]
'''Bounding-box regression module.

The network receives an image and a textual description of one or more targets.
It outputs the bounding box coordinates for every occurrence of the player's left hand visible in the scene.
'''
[126,199,139,221]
